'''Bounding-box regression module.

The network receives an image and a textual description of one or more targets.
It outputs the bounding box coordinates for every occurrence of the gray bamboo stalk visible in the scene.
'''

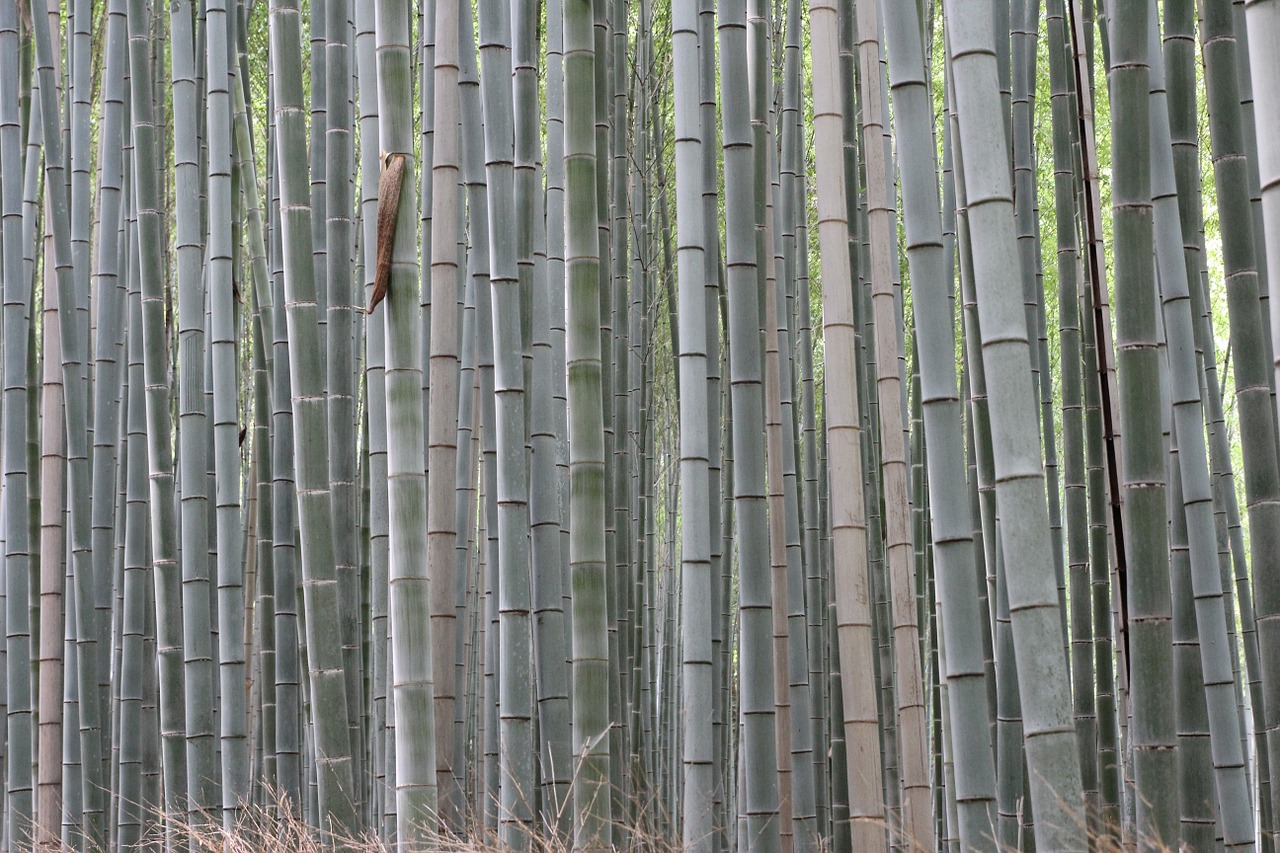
[205,0,248,826]
[427,0,462,818]
[564,0,613,843]
[881,1,999,847]
[266,82,304,815]
[807,0,884,844]
[941,5,1089,847]
[773,5,818,847]
[513,0,572,834]
[87,4,130,805]
[30,3,106,843]
[267,0,359,834]
[124,0,189,835]
[1,0,35,842]
[476,0,535,843]
[719,0,783,846]
[325,0,362,796]
[354,0,391,832]
[168,1,221,825]
[673,0,715,846]
[457,27,500,829]
[373,0,438,841]
[546,0,573,660]
[117,204,152,850]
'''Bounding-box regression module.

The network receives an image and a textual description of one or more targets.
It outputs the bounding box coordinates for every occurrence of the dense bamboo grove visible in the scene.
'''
[4,0,1280,850]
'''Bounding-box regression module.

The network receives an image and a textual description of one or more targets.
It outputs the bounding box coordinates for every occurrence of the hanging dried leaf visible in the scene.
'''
[368,151,407,314]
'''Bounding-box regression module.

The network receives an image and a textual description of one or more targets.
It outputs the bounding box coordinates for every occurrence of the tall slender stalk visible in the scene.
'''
[807,0,883,846]
[267,0,358,834]
[565,0,613,843]
[374,0,437,841]
[1,0,35,843]
[941,5,1088,847]
[206,0,248,826]
[124,1,189,837]
[882,2,998,848]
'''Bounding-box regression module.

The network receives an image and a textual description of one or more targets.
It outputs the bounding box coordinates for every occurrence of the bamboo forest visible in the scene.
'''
[8,0,1280,849]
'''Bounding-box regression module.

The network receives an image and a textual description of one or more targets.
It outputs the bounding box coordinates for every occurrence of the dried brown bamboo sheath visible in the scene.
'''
[369,151,407,314]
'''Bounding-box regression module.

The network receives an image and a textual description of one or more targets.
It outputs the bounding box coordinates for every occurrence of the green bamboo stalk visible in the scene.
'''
[941,5,1089,847]
[1106,3,1180,846]
[1145,5,1257,844]
[1198,0,1280,838]
[1243,1,1280,844]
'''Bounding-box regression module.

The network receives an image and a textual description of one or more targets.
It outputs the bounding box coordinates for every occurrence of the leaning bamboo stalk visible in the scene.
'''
[1198,0,1280,838]
[882,2,999,848]
[324,0,362,798]
[941,5,1089,847]
[1242,0,1280,839]
[1144,6,1258,845]
[1,0,35,842]
[30,1,106,842]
